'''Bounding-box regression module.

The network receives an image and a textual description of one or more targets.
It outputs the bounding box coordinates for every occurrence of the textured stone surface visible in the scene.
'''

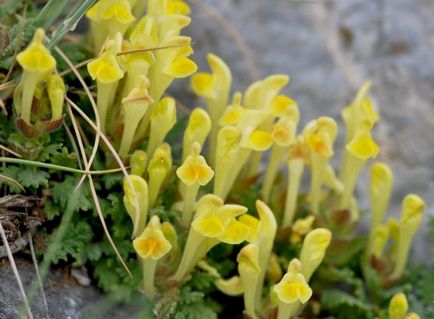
[0,258,144,318]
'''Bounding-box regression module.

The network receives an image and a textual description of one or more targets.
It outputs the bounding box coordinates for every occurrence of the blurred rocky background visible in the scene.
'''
[182,0,434,261]
[2,0,434,317]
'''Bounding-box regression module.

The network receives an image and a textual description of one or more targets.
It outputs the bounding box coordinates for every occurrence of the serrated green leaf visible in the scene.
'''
[17,169,49,190]
[52,176,92,212]
[49,220,93,266]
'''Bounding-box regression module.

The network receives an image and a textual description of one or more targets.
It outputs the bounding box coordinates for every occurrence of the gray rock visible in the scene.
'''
[0,257,145,318]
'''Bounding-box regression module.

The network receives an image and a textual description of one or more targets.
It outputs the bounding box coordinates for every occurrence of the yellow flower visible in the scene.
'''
[177,145,214,186]
[119,77,153,156]
[46,74,65,121]
[133,217,172,260]
[177,143,214,225]
[172,194,248,281]
[191,53,232,165]
[87,52,124,84]
[306,132,333,157]
[243,74,289,110]
[268,95,299,121]
[261,117,298,201]
[130,150,147,176]
[14,29,56,124]
[133,215,172,296]
[341,82,379,143]
[239,214,260,243]
[123,175,148,237]
[300,228,332,281]
[303,117,337,215]
[148,143,172,207]
[339,129,379,212]
[163,56,197,78]
[370,162,393,228]
[183,108,211,160]
[17,29,56,74]
[389,293,408,319]
[274,269,312,304]
[391,194,425,279]
[192,198,248,243]
[237,244,261,319]
[87,36,124,133]
[273,259,312,319]
[147,97,177,158]
[86,0,135,50]
[87,0,135,23]
[406,313,420,319]
[290,216,315,244]
[218,92,246,127]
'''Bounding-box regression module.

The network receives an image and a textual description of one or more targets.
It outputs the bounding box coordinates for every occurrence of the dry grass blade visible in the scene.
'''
[28,234,50,319]
[0,222,34,319]
[0,174,25,192]
[65,97,142,238]
[0,81,16,92]
[53,46,101,192]
[66,103,132,277]
[59,43,190,76]
[0,144,22,158]
[55,46,137,275]
[55,45,141,238]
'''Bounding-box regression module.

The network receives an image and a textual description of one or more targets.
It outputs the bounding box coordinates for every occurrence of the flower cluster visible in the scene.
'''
[9,1,427,318]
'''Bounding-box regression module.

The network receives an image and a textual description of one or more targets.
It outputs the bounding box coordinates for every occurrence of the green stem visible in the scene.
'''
[142,258,157,297]
[181,184,200,227]
[47,0,98,48]
[35,0,69,30]
[282,159,304,228]
[0,157,123,175]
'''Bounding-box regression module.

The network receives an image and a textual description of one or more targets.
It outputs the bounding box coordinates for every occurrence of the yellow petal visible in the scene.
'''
[98,0,135,23]
[133,227,172,260]
[346,131,379,160]
[164,56,197,78]
[246,130,273,151]
[401,194,425,223]
[272,118,295,146]
[269,95,299,121]
[219,219,249,244]
[16,29,56,73]
[87,52,124,83]
[237,244,261,272]
[239,214,260,242]
[167,0,191,15]
[192,214,225,238]
[191,72,214,97]
[307,132,333,157]
[299,284,313,304]
[176,154,214,185]
[389,293,408,319]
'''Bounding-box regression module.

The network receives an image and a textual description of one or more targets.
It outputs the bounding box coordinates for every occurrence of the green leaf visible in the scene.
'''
[17,169,49,190]
[51,176,92,212]
[49,220,93,266]
[0,166,23,193]
[320,290,373,319]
